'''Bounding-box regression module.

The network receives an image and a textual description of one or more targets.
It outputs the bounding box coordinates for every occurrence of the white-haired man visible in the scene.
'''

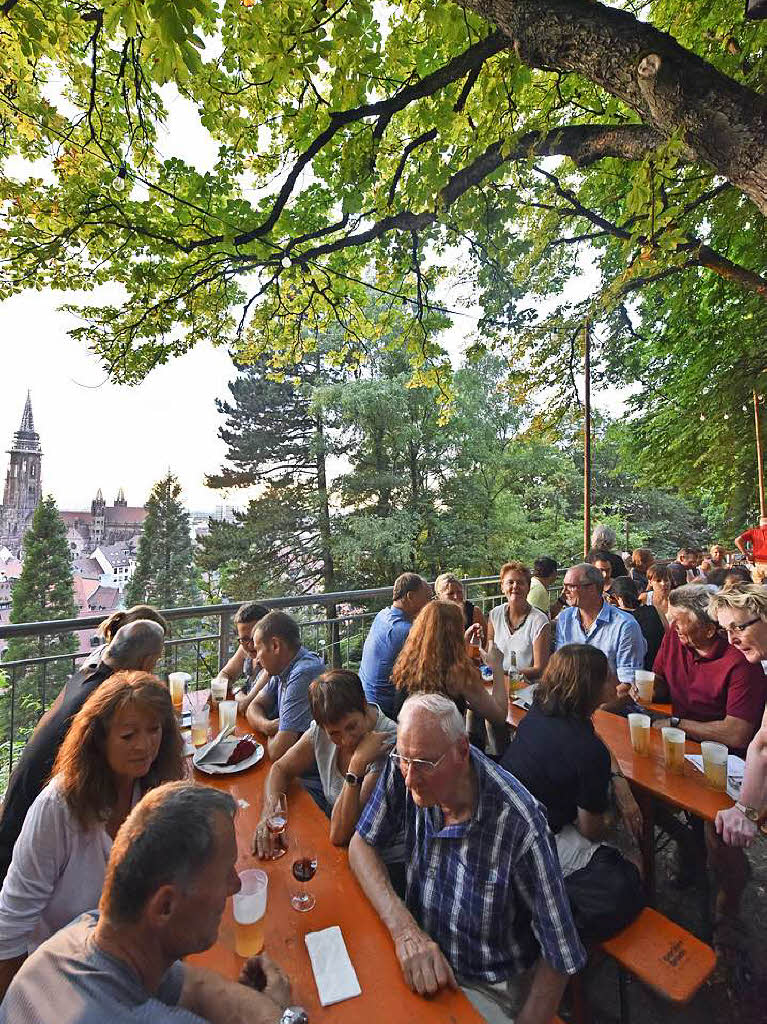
[349,694,585,1024]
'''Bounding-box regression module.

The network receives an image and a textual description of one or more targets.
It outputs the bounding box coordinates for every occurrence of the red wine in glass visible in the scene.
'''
[291,855,317,911]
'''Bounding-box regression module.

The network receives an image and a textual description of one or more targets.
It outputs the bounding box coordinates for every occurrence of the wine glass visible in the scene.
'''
[264,794,288,860]
[291,837,317,912]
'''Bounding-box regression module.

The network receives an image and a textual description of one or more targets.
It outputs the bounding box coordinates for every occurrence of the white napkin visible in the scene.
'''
[511,683,537,709]
[195,724,235,765]
[684,753,745,800]
[305,926,361,1006]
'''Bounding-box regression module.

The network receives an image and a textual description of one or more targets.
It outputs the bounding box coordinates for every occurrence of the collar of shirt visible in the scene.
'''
[274,644,310,686]
[688,633,729,663]
[574,599,611,637]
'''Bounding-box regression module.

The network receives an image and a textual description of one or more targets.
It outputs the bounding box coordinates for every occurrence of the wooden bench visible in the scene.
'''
[600,907,716,1022]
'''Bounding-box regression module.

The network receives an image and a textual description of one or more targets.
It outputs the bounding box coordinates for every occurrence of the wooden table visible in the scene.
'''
[185,708,483,1024]
[507,702,733,898]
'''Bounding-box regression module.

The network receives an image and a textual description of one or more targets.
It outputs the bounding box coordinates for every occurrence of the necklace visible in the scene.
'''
[506,604,530,634]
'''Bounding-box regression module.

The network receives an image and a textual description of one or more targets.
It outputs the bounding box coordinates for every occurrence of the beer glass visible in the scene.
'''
[210,677,228,706]
[168,672,190,716]
[661,727,686,775]
[701,741,728,791]
[634,670,655,703]
[628,713,651,756]
[233,869,268,956]
[219,700,237,731]
[190,706,210,748]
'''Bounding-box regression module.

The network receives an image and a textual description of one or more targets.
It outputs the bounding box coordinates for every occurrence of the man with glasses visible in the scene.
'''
[212,602,269,705]
[349,694,585,1024]
[555,563,646,687]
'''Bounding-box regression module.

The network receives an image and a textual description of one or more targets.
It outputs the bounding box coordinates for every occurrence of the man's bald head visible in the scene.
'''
[104,619,165,672]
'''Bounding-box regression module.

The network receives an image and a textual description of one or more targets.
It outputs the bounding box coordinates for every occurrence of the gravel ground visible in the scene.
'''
[563,832,767,1024]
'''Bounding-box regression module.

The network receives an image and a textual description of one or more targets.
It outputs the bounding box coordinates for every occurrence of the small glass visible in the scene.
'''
[210,677,228,706]
[233,869,268,957]
[265,794,288,859]
[628,713,651,756]
[219,700,237,731]
[661,727,686,775]
[191,705,210,748]
[701,741,728,791]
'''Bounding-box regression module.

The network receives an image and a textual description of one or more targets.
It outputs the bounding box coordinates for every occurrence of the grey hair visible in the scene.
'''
[434,572,461,595]
[398,692,466,743]
[668,583,719,624]
[591,524,616,550]
[101,782,236,924]
[106,619,165,667]
[708,584,767,623]
[571,562,604,589]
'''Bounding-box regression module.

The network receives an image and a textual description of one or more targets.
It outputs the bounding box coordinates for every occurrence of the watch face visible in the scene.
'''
[345,772,360,786]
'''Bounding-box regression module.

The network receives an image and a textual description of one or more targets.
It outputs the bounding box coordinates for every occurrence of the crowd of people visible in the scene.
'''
[0,521,765,1023]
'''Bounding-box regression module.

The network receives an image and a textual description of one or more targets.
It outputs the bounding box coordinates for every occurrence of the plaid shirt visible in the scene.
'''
[356,748,586,983]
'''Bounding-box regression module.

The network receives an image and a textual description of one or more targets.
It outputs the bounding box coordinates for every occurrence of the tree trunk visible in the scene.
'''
[460,0,767,214]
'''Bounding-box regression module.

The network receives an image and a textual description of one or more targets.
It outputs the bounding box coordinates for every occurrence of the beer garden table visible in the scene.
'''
[185,705,484,1024]
[507,701,734,899]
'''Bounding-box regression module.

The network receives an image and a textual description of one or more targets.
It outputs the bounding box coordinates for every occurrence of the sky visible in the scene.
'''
[1,80,621,515]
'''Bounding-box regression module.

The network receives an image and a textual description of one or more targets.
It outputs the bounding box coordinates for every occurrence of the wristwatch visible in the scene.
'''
[670,715,681,728]
[344,771,362,787]
[280,1008,309,1024]
[735,801,760,822]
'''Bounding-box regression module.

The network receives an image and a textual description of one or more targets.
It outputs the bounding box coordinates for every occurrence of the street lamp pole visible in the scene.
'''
[754,389,766,520]
[583,318,592,560]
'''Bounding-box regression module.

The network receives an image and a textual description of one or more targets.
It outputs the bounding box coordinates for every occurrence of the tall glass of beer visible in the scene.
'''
[701,741,728,791]
[661,727,686,775]
[168,672,190,716]
[628,713,651,756]
[634,670,655,703]
[233,869,269,957]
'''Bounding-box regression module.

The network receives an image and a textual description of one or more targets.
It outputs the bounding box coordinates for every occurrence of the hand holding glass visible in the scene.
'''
[263,794,288,859]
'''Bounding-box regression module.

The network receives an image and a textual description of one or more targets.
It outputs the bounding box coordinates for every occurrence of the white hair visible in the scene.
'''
[591,524,616,549]
[398,693,466,743]
[668,583,719,624]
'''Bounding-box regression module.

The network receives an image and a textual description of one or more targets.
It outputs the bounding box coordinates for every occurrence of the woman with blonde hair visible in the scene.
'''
[433,572,487,637]
[391,600,507,747]
[83,603,170,669]
[0,671,184,995]
[486,561,550,680]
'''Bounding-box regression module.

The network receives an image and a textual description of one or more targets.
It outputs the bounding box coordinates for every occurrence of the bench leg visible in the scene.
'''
[634,788,655,904]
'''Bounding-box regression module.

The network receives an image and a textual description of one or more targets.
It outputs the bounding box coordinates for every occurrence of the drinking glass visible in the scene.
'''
[210,677,228,706]
[634,670,655,703]
[701,741,728,791]
[219,700,237,731]
[233,869,268,957]
[190,706,210,748]
[168,672,190,716]
[628,713,651,756]
[291,838,317,912]
[265,794,288,859]
[661,727,686,775]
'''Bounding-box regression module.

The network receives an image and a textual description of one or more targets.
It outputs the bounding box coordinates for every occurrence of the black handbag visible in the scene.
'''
[564,845,645,944]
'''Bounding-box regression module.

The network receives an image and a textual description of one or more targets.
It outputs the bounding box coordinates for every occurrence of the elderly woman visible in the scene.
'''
[487,561,550,680]
[0,671,184,995]
[503,645,644,941]
[708,585,767,848]
[433,572,487,637]
[254,669,397,858]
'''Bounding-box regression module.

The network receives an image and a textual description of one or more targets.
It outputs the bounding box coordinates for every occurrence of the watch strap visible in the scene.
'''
[344,771,362,787]
[735,801,760,822]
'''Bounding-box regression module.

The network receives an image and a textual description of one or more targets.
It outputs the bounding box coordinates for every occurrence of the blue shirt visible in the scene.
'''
[356,749,586,983]
[555,602,647,684]
[261,645,324,734]
[358,606,412,717]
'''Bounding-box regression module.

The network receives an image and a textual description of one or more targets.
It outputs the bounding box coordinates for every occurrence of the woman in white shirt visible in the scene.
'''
[0,670,184,995]
[487,560,551,680]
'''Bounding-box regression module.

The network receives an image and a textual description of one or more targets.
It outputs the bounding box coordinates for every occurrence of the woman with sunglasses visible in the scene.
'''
[708,586,767,848]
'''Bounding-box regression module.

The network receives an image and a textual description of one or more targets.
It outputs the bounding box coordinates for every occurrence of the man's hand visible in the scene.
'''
[651,717,671,731]
[613,777,643,843]
[239,956,292,1011]
[392,923,457,995]
[349,731,395,775]
[252,818,286,860]
[715,805,759,848]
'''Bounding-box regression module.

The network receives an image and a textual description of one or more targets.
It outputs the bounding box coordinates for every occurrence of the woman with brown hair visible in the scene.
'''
[0,672,184,994]
[640,563,672,625]
[503,645,644,942]
[391,600,507,737]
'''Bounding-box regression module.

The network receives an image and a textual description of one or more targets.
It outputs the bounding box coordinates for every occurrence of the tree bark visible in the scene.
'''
[460,0,767,214]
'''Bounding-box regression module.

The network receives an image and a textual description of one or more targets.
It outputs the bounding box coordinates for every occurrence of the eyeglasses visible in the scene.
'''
[724,617,761,637]
[240,636,257,649]
[562,582,596,590]
[389,749,450,774]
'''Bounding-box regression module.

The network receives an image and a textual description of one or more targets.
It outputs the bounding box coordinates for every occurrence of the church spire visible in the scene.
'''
[9,392,41,455]
[20,392,34,434]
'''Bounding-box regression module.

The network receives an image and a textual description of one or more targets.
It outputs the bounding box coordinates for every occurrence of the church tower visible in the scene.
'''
[0,393,43,552]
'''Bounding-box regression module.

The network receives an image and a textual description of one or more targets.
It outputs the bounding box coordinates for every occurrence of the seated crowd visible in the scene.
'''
[0,529,766,1023]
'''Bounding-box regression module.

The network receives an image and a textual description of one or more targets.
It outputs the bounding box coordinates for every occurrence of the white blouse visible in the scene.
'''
[488,603,549,673]
[0,775,138,957]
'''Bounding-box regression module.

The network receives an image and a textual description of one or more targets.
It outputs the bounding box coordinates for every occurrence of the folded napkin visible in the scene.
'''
[511,683,537,709]
[305,926,361,1006]
[195,724,236,765]
[684,753,745,801]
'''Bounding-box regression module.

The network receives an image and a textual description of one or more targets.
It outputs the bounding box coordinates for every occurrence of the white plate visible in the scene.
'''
[192,742,264,775]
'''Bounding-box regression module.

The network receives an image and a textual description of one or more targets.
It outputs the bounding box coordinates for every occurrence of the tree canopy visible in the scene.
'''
[2,0,766,510]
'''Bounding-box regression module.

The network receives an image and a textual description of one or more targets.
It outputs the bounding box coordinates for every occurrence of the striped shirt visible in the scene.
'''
[356,749,586,983]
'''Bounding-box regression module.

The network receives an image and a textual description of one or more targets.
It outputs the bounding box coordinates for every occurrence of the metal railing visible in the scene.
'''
[0,576,519,789]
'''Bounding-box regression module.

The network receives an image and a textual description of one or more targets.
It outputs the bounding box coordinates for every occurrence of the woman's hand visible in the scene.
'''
[464,623,483,645]
[349,731,395,775]
[479,640,504,674]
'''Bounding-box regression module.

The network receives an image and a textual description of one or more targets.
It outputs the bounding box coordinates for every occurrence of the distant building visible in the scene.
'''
[0,394,42,556]
[61,487,147,551]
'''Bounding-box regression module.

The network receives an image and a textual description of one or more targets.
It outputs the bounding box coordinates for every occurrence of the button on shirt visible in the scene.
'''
[556,603,646,684]
[358,606,412,717]
[260,645,324,733]
[653,630,767,753]
[356,750,586,983]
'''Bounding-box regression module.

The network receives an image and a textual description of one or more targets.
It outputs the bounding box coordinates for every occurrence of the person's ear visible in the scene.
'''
[143,884,180,929]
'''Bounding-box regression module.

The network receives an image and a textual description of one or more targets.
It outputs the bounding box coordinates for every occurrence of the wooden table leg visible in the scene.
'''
[633,787,656,905]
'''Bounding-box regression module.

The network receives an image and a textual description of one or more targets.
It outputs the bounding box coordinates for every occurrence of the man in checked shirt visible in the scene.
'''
[349,693,585,1024]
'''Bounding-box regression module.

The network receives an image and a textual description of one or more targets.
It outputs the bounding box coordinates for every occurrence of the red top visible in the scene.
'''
[653,629,767,746]
[740,526,767,561]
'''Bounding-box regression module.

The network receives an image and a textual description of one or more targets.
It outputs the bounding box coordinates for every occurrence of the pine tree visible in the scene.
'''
[125,472,198,609]
[3,497,78,787]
